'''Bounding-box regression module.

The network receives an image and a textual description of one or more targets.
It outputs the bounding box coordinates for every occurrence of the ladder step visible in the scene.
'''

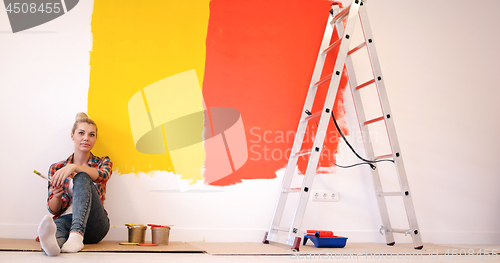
[283,188,302,193]
[332,5,350,23]
[378,192,402,197]
[314,73,333,87]
[389,228,413,235]
[272,226,290,232]
[294,149,312,157]
[348,42,367,55]
[355,78,375,90]
[303,110,322,122]
[374,154,393,160]
[380,226,414,236]
[363,116,384,126]
[322,39,342,55]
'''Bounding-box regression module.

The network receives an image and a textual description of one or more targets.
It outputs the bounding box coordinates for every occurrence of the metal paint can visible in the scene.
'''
[151,226,170,245]
[127,225,147,244]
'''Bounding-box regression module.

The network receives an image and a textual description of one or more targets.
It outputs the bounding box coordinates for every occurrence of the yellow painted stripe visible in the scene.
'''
[88,0,210,178]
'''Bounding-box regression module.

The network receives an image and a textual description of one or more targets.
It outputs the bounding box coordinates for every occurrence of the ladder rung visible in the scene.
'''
[322,39,342,55]
[332,5,350,23]
[378,192,402,197]
[348,42,366,55]
[389,228,413,235]
[374,154,393,160]
[272,226,290,232]
[283,188,301,193]
[355,78,375,90]
[363,116,384,126]
[303,111,322,122]
[314,73,333,87]
[294,149,312,157]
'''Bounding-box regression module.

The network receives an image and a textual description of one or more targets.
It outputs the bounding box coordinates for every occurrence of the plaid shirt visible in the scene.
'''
[47,152,112,217]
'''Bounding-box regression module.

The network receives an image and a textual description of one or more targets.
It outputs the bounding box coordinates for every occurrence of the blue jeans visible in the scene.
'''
[54,172,109,248]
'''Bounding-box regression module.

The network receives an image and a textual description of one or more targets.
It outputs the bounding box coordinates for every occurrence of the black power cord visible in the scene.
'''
[305,109,394,170]
[329,110,394,169]
[331,110,394,170]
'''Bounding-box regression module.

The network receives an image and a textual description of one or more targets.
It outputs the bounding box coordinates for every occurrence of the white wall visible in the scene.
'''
[0,0,94,236]
[1,0,499,245]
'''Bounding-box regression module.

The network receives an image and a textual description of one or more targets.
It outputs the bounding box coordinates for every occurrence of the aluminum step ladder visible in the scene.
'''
[263,0,423,251]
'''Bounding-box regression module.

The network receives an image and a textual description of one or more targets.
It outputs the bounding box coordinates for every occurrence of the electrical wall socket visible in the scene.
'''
[312,190,339,202]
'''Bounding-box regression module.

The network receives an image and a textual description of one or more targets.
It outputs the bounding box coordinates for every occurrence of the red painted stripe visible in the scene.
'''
[202,0,348,186]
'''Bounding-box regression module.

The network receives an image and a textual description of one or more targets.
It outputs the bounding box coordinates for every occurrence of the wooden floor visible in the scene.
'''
[1,238,497,256]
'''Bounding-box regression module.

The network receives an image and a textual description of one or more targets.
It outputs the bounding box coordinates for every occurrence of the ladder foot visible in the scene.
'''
[415,245,424,250]
[262,232,269,244]
[292,237,301,251]
[387,242,395,246]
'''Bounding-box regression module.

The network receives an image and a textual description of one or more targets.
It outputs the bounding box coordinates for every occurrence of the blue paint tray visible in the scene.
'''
[303,235,348,248]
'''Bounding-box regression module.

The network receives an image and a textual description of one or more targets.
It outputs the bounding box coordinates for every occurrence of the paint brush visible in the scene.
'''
[33,170,51,182]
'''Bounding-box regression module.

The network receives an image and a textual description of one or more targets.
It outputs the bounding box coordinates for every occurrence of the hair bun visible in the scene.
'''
[71,112,98,135]
[75,112,89,122]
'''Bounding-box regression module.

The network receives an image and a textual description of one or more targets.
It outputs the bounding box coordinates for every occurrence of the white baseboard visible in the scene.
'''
[1,224,499,245]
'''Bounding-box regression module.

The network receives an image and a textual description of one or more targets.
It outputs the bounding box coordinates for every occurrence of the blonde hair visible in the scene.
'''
[71,112,98,136]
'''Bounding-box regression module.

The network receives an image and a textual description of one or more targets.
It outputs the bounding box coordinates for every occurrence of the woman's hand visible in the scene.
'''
[48,185,64,213]
[49,185,64,199]
[51,164,76,188]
